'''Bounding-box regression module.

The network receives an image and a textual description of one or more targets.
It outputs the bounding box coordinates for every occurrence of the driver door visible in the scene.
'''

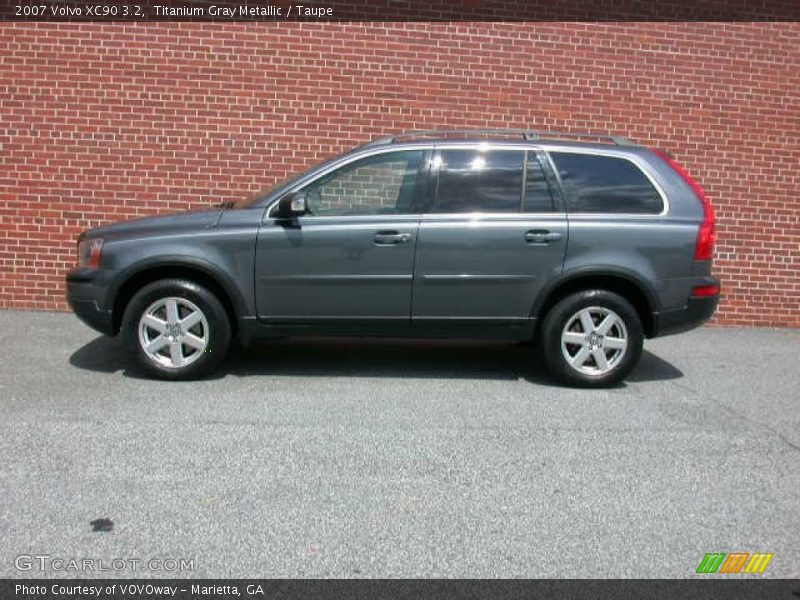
[254,149,429,325]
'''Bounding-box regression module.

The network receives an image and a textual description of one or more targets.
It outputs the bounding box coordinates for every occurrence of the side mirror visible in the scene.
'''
[276,191,307,219]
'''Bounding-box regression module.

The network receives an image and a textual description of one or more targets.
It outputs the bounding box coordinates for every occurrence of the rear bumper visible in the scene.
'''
[652,293,719,338]
[66,268,114,335]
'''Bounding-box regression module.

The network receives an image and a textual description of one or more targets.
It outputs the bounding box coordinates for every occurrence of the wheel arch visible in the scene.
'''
[109,257,246,336]
[532,268,659,338]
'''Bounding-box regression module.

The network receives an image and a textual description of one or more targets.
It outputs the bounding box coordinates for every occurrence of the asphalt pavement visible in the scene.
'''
[0,309,798,578]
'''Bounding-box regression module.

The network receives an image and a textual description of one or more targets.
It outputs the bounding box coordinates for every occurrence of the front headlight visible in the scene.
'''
[77,238,103,268]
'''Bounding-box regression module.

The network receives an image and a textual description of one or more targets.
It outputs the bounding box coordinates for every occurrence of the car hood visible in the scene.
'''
[82,207,224,241]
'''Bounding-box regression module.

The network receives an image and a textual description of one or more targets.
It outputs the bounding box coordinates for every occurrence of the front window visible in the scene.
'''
[301,150,425,216]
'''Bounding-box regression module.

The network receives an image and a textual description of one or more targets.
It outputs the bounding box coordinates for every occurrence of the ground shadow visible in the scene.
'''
[69,335,132,374]
[70,335,683,386]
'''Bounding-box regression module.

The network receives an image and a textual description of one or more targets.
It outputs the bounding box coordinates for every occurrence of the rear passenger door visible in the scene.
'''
[411,146,567,330]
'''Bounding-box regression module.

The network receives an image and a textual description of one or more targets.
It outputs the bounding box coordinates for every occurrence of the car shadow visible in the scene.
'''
[69,335,684,386]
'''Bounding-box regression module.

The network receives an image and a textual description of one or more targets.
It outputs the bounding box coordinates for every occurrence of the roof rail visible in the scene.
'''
[359,129,634,147]
[526,130,634,146]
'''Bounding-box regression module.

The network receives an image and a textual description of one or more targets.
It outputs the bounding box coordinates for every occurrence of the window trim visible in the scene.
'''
[543,148,669,217]
[519,150,528,212]
[263,141,667,219]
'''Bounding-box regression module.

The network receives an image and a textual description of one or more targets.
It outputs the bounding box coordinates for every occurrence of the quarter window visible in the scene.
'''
[302,150,424,216]
[550,152,663,214]
[523,152,555,213]
[434,150,524,213]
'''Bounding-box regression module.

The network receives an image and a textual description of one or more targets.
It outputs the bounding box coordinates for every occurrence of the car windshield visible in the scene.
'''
[233,153,348,208]
[233,170,308,209]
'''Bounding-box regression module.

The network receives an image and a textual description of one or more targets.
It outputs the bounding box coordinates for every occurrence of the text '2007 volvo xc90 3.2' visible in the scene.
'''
[66,129,720,387]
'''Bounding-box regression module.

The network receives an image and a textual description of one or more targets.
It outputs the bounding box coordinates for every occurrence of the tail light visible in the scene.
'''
[691,284,720,298]
[653,150,715,260]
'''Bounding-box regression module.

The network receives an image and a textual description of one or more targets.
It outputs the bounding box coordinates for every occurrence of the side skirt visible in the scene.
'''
[238,316,537,346]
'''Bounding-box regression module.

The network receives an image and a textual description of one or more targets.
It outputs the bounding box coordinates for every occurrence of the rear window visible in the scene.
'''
[549,152,663,214]
[434,149,524,213]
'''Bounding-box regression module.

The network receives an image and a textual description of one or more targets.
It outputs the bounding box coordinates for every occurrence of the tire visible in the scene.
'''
[121,279,231,380]
[540,290,643,388]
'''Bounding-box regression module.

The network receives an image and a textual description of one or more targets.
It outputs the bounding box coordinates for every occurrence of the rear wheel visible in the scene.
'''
[122,279,231,380]
[541,290,643,387]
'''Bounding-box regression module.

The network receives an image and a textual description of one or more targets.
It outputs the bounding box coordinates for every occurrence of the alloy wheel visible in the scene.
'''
[560,306,628,376]
[137,297,209,369]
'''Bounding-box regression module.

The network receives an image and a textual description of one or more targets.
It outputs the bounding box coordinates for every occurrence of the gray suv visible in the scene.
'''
[66,130,719,386]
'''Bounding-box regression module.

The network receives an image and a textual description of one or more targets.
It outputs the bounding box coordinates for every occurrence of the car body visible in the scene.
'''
[66,129,720,386]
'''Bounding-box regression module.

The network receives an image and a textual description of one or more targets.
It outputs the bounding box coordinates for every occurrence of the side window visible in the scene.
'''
[302,150,424,216]
[435,149,524,213]
[523,152,555,212]
[550,152,663,214]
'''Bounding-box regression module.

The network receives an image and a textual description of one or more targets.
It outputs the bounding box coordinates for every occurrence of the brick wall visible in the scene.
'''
[0,22,798,326]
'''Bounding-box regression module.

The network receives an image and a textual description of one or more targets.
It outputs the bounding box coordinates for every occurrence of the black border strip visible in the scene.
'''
[2,0,800,22]
[4,579,800,600]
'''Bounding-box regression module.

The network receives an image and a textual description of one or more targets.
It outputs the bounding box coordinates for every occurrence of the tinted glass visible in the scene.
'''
[550,152,663,214]
[303,150,424,216]
[435,150,524,213]
[523,152,555,212]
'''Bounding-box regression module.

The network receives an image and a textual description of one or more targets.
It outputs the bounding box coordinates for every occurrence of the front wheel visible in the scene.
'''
[122,279,231,380]
[540,290,643,388]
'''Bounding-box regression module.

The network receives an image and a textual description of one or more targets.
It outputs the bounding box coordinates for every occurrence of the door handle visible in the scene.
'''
[524,230,562,244]
[373,231,411,246]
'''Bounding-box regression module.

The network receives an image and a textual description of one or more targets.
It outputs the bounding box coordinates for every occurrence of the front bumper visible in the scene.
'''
[652,292,720,338]
[66,268,114,335]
